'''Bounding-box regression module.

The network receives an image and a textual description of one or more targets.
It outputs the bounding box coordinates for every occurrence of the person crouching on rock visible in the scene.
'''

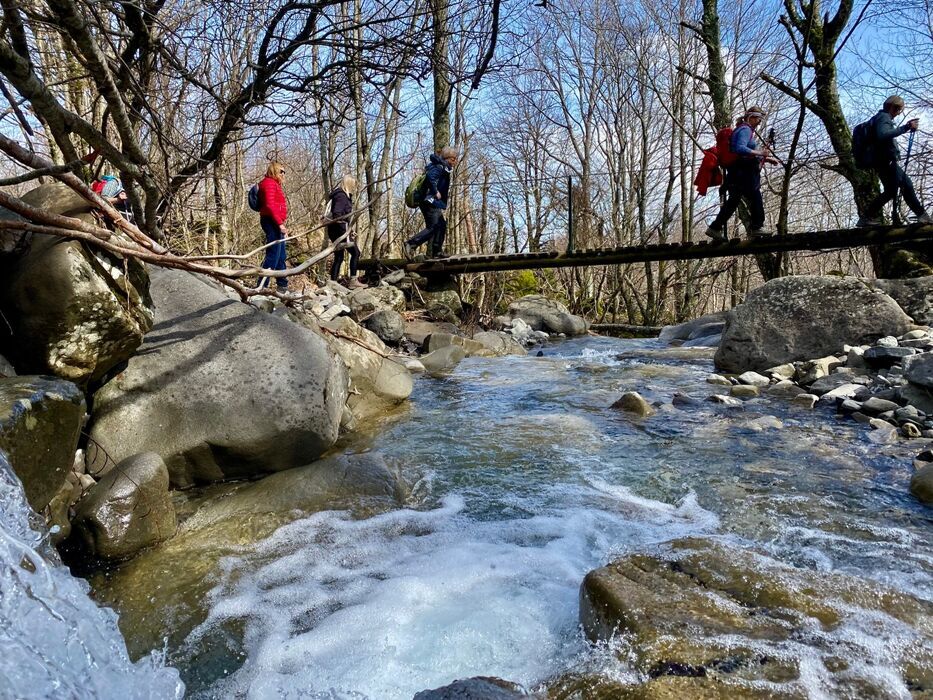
[327,174,366,289]
[404,146,458,260]
[257,161,290,291]
[705,107,777,241]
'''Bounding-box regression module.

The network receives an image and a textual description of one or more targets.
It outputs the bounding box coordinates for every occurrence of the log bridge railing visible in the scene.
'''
[359,223,933,276]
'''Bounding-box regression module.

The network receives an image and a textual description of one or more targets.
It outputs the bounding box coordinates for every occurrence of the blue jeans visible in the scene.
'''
[259,216,288,288]
[407,203,447,255]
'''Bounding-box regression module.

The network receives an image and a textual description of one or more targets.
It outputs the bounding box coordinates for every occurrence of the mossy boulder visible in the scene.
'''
[579,538,933,697]
[0,376,85,512]
[0,183,153,384]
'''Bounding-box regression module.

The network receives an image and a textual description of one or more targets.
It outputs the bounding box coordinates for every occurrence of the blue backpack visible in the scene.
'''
[852,119,875,169]
[247,184,261,212]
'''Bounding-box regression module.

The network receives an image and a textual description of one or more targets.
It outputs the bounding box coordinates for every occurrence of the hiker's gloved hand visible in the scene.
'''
[908,118,920,132]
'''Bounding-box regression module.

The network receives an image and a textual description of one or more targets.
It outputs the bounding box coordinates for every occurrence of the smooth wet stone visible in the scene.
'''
[707,394,742,407]
[862,397,901,414]
[420,345,466,374]
[413,677,528,699]
[425,332,489,357]
[852,412,873,424]
[863,346,916,369]
[736,371,770,387]
[911,464,933,504]
[901,329,929,341]
[706,373,732,386]
[899,384,933,414]
[580,538,933,696]
[767,379,804,398]
[915,449,933,470]
[729,385,759,399]
[471,331,527,357]
[868,420,898,444]
[904,352,933,390]
[796,356,843,385]
[611,392,655,417]
[846,346,869,370]
[877,335,900,348]
[671,392,702,408]
[791,393,818,409]
[809,373,870,395]
[765,363,796,381]
[742,415,783,431]
[839,399,862,414]
[70,452,175,560]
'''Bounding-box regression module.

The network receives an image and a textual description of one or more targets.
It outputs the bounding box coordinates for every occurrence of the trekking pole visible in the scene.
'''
[893,130,915,226]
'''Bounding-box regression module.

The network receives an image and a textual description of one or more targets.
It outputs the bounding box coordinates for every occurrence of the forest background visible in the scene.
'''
[1,0,932,325]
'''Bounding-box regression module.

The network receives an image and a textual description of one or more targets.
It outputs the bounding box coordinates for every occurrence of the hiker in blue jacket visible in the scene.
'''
[857,95,931,227]
[705,107,776,241]
[404,147,458,259]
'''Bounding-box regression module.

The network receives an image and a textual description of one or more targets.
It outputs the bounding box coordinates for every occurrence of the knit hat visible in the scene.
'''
[745,106,766,119]
[100,176,123,198]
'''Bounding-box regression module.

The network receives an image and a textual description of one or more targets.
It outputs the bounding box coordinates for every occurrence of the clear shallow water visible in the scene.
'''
[102,337,933,697]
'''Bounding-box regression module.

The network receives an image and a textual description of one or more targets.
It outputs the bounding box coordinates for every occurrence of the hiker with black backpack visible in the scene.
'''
[256,161,290,291]
[404,146,458,259]
[855,95,931,227]
[705,107,777,241]
[325,174,366,289]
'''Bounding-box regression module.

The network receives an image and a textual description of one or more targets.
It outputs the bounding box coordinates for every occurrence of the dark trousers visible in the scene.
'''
[865,160,926,219]
[711,161,765,231]
[327,223,360,279]
[408,203,447,255]
[259,216,288,289]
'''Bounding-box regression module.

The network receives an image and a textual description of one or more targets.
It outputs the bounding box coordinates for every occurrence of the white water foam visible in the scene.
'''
[0,456,183,699]
[192,484,719,699]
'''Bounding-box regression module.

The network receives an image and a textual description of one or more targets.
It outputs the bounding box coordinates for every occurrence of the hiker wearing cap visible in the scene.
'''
[404,146,458,260]
[705,107,775,241]
[98,175,133,222]
[857,95,931,227]
[326,174,366,289]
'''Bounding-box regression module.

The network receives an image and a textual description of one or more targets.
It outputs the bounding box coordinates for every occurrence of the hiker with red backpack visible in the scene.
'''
[855,95,931,227]
[705,107,777,241]
[403,147,458,260]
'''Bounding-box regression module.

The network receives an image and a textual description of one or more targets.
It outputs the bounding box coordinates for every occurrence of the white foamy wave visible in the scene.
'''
[583,476,721,532]
[191,485,717,700]
[0,456,183,699]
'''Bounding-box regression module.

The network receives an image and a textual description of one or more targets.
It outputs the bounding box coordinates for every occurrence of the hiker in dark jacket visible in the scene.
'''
[326,175,366,289]
[404,147,458,259]
[705,107,776,241]
[857,95,931,227]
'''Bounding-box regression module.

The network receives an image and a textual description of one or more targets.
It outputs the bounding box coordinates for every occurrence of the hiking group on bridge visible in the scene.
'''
[242,95,930,285]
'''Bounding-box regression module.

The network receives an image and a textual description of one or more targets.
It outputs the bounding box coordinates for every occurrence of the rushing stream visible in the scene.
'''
[20,336,933,698]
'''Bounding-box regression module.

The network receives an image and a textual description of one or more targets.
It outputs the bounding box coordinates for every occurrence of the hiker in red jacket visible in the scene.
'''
[258,162,290,290]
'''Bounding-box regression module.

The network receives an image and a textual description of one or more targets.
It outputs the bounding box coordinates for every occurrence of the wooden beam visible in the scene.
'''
[360,224,933,276]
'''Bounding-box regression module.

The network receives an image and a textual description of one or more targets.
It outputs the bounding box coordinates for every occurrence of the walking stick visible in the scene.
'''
[893,130,915,226]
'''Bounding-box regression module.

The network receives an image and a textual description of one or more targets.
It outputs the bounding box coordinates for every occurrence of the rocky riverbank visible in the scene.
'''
[0,182,588,572]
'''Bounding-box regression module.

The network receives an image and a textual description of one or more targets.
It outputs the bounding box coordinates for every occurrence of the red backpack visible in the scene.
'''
[91,179,106,195]
[716,127,739,168]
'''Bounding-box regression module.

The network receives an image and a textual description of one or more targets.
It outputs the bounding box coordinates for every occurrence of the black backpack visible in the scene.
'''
[852,118,875,169]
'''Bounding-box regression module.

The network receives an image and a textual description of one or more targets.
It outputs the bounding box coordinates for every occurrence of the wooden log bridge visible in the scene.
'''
[359,223,933,275]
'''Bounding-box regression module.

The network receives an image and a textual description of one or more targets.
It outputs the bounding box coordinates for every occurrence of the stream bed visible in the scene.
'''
[85,336,933,698]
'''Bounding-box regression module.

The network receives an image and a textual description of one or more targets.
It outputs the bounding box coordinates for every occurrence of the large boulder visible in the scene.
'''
[0,354,15,377]
[716,276,913,372]
[421,288,464,322]
[89,268,348,488]
[471,331,527,357]
[322,315,413,423]
[347,286,405,321]
[581,538,932,697]
[874,277,933,325]
[0,183,154,384]
[71,452,176,560]
[0,376,85,513]
[404,319,463,346]
[504,295,587,336]
[658,311,728,344]
[362,308,405,344]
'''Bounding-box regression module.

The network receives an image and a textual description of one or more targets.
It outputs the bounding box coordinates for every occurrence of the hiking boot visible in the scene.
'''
[347,277,367,289]
[403,242,416,259]
[917,213,933,225]
[856,215,883,228]
[704,226,727,242]
[432,250,451,259]
[748,227,772,238]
